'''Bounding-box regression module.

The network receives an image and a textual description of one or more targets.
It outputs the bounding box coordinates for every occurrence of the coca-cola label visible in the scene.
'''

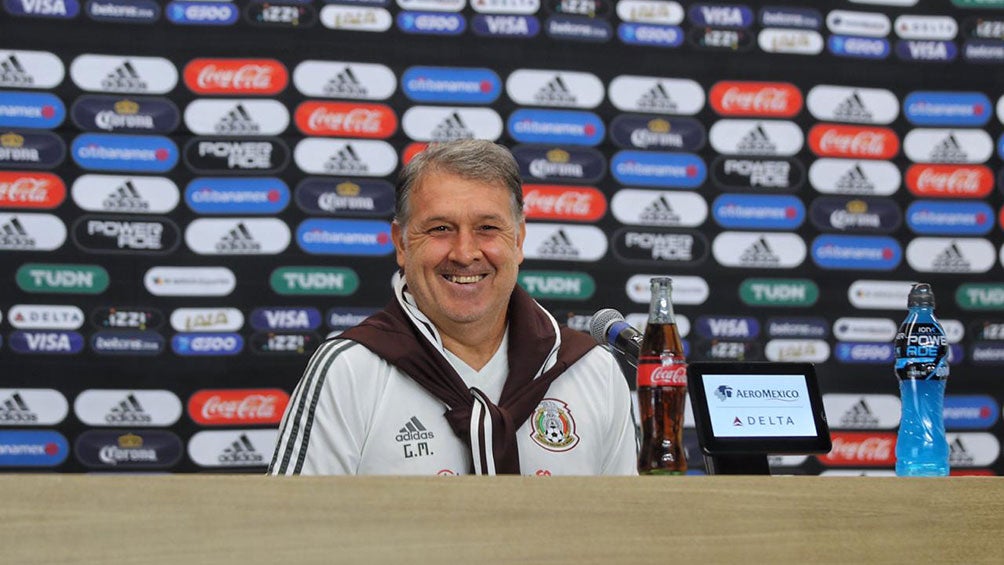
[817,431,896,466]
[187,388,290,425]
[808,124,899,159]
[294,101,397,138]
[709,81,803,117]
[0,171,65,208]
[183,58,288,95]
[906,164,993,198]
[522,184,606,222]
[637,359,687,387]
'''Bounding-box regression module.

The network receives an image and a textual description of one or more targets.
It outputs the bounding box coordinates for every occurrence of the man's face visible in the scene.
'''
[392,171,525,336]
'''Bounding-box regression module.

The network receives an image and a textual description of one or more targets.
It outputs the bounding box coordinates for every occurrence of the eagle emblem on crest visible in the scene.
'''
[530,398,579,452]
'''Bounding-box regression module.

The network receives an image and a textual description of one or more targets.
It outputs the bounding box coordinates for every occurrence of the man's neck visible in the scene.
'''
[440,320,507,371]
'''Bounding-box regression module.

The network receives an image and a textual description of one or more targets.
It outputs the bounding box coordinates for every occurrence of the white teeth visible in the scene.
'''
[447,275,483,284]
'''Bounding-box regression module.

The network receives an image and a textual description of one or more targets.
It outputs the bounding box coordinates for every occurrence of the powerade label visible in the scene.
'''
[895,321,949,380]
[185,177,289,214]
[401,66,501,104]
[636,359,687,387]
[4,0,80,18]
[171,332,243,356]
[9,330,85,354]
[166,1,238,25]
[471,14,540,38]
[0,91,65,129]
[0,430,69,467]
[618,23,684,47]
[71,133,178,172]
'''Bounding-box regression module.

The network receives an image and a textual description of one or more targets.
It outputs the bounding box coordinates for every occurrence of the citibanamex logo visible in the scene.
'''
[818,432,896,466]
[188,389,289,425]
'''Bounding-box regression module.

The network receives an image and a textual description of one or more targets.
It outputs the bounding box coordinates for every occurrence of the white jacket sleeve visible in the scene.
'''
[599,349,640,476]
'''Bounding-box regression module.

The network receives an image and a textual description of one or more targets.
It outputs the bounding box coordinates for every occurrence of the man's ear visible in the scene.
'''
[391,221,406,269]
[515,220,526,264]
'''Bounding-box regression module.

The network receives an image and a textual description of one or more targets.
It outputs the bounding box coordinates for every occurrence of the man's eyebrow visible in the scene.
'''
[418,213,508,224]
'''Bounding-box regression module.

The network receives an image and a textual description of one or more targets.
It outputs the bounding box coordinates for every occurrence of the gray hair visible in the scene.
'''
[394,139,523,226]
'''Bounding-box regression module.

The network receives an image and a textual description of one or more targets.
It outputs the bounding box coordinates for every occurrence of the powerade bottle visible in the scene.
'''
[894,283,950,477]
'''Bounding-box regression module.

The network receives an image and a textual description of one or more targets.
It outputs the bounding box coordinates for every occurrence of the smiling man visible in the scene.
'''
[269,139,637,476]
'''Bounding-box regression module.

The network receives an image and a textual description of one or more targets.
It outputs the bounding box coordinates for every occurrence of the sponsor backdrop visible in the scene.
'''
[1,0,1003,474]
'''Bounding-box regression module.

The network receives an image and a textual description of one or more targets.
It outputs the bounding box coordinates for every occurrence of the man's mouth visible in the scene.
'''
[443,274,487,284]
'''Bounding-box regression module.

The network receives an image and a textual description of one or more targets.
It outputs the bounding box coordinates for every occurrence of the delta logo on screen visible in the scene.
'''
[71,133,178,172]
[0,91,65,129]
[402,66,502,104]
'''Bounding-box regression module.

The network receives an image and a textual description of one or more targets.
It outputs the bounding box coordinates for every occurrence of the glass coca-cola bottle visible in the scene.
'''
[637,277,688,475]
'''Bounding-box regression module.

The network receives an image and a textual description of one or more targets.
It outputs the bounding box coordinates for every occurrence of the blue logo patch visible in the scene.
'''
[166,0,237,25]
[828,35,890,59]
[185,177,290,215]
[471,14,539,38]
[328,306,378,330]
[811,235,902,270]
[835,342,895,364]
[903,92,992,127]
[85,0,160,23]
[71,133,178,172]
[944,395,999,429]
[759,7,820,30]
[0,431,69,467]
[949,344,964,365]
[401,66,501,104]
[397,11,466,35]
[295,218,394,255]
[3,0,79,18]
[896,40,957,63]
[508,109,605,146]
[618,24,684,47]
[9,330,85,354]
[964,40,1004,63]
[545,15,612,42]
[250,307,322,331]
[695,316,760,340]
[688,3,753,28]
[0,91,65,129]
[712,194,804,230]
[766,317,829,338]
[91,330,165,355]
[906,201,994,236]
[171,332,243,356]
[611,150,706,188]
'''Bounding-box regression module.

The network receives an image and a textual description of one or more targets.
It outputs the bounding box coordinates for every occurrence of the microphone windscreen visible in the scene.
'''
[589,308,624,345]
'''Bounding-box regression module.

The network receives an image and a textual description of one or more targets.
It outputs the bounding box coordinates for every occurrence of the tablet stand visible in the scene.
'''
[704,453,771,475]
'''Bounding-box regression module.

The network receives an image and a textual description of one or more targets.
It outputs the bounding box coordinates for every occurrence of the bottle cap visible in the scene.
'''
[908,282,935,307]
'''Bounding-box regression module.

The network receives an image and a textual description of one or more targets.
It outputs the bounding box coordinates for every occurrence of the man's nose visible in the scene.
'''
[448,229,482,263]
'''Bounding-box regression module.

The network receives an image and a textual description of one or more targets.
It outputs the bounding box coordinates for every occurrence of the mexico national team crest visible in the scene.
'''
[531,398,578,452]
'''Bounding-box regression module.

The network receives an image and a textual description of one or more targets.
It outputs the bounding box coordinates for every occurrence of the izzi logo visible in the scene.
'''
[74,430,182,469]
[0,49,65,89]
[9,330,85,354]
[519,270,595,300]
[712,194,804,230]
[91,306,163,330]
[71,215,180,254]
[0,130,66,168]
[472,14,540,38]
[85,0,160,23]
[811,235,901,270]
[740,279,819,307]
[906,201,992,235]
[250,307,322,331]
[698,340,761,361]
[246,1,316,27]
[184,138,288,175]
[397,11,466,35]
[71,96,179,134]
[809,197,901,234]
[402,66,502,104]
[72,133,178,172]
[611,227,708,266]
[611,150,705,188]
[250,332,320,355]
[294,178,394,217]
[712,157,804,191]
[270,266,360,296]
[609,115,704,151]
[185,177,290,215]
[0,431,69,467]
[172,333,243,356]
[3,0,80,18]
[0,91,65,129]
[512,146,605,183]
[166,0,238,25]
[16,263,109,294]
[687,27,753,51]
[295,218,393,255]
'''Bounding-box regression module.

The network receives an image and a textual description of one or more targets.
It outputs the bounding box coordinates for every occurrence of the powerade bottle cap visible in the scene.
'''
[908,282,935,308]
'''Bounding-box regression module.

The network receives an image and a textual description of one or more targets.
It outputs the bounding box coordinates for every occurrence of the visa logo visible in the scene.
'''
[472,15,539,38]
[7,0,80,16]
[9,330,84,354]
[250,307,322,331]
[697,316,760,339]
[690,5,752,28]
[897,40,957,62]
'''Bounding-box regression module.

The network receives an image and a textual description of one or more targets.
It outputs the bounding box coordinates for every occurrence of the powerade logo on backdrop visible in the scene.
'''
[472,15,540,38]
[295,219,393,255]
[397,11,466,35]
[0,431,68,467]
[712,194,804,230]
[906,201,993,235]
[3,0,80,18]
[401,67,501,104]
[185,178,289,215]
[903,92,991,127]
[711,157,804,191]
[508,109,605,145]
[828,36,890,59]
[811,235,901,270]
[9,330,85,354]
[836,342,895,364]
[172,333,243,356]
[944,395,999,429]
[618,23,684,47]
[166,1,238,25]
[0,91,65,129]
[611,151,705,188]
[85,0,160,23]
[71,133,178,172]
[250,307,322,331]
[896,40,957,62]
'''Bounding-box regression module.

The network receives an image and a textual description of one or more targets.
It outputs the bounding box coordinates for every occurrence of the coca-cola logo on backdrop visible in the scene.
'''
[187,388,290,425]
[183,58,289,95]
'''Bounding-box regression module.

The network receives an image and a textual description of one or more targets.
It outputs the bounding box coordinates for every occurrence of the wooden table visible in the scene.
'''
[1,475,1001,564]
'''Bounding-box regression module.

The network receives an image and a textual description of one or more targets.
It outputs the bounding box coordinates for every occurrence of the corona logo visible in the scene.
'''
[118,433,143,448]
[648,118,670,133]
[2,132,24,147]
[336,182,360,196]
[114,99,139,115]
[547,148,569,163]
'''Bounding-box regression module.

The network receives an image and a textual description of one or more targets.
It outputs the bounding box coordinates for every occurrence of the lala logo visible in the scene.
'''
[183,59,288,96]
[530,398,579,452]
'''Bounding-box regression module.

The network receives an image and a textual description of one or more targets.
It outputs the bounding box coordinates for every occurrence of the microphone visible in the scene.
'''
[589,308,641,367]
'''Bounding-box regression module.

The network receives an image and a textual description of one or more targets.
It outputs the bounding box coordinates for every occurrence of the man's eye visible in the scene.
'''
[479,225,499,231]
[428,226,449,233]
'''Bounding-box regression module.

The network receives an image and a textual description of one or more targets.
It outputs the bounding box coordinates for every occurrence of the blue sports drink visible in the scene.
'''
[894,283,949,477]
